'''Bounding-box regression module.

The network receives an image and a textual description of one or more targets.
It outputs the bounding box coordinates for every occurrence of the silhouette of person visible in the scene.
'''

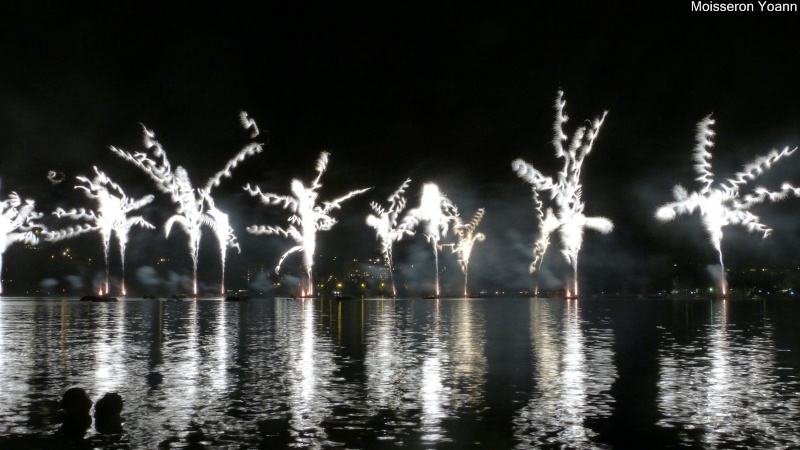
[94,392,124,434]
[59,387,92,438]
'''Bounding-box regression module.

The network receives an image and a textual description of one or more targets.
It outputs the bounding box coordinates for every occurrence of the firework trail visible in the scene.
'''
[202,192,240,295]
[655,115,799,295]
[245,152,370,297]
[512,91,613,297]
[403,183,458,297]
[531,205,561,297]
[366,178,413,297]
[0,191,47,294]
[110,112,263,295]
[440,207,486,297]
[48,166,154,295]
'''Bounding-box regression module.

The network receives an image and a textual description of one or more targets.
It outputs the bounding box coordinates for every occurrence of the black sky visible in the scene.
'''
[2,2,800,295]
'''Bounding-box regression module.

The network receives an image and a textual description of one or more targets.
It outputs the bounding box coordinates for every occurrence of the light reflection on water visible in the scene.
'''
[657,299,800,449]
[361,298,488,446]
[1,296,800,448]
[513,298,616,449]
[283,298,340,447]
[420,301,447,442]
[92,301,125,395]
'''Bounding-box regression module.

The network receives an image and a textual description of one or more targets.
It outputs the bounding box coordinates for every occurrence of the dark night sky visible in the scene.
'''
[2,2,800,295]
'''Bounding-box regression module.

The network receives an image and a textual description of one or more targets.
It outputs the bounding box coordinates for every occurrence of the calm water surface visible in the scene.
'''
[1,296,799,449]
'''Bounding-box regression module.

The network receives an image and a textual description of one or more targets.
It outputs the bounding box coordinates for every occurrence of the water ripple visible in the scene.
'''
[513,299,617,450]
[657,300,800,449]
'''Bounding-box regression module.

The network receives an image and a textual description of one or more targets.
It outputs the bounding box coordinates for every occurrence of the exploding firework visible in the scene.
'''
[440,207,486,297]
[0,191,47,295]
[655,115,799,295]
[512,91,614,297]
[47,166,154,295]
[245,152,370,297]
[403,183,458,297]
[110,112,263,295]
[366,178,413,297]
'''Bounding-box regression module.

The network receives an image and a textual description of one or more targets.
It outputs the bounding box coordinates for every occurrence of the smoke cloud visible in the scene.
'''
[64,274,84,290]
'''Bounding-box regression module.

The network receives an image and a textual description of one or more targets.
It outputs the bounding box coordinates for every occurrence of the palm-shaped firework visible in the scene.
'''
[655,115,799,295]
[403,183,458,298]
[512,91,613,297]
[366,178,413,297]
[110,112,263,295]
[440,207,486,297]
[47,166,155,295]
[0,191,47,295]
[245,152,370,297]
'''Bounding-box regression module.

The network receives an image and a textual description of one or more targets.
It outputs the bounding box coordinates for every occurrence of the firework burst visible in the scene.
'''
[110,112,263,295]
[366,178,413,297]
[513,91,613,296]
[440,207,486,297]
[403,183,458,297]
[245,152,370,297]
[1,191,47,294]
[48,167,154,295]
[655,115,799,295]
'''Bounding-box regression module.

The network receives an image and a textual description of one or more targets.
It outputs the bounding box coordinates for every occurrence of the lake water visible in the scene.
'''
[1,296,799,449]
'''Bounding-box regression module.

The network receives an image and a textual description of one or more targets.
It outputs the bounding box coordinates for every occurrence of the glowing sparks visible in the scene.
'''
[47,170,65,185]
[0,191,47,294]
[366,178,413,297]
[245,152,370,296]
[531,204,561,297]
[404,183,458,297]
[513,91,613,296]
[202,194,240,295]
[110,112,263,295]
[48,167,154,295]
[239,111,260,139]
[441,208,486,297]
[655,115,799,293]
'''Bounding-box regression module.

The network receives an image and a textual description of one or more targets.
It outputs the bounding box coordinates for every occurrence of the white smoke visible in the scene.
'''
[64,274,84,290]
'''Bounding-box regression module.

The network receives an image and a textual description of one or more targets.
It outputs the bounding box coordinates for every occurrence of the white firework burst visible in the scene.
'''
[245,151,370,297]
[513,91,613,296]
[655,115,799,295]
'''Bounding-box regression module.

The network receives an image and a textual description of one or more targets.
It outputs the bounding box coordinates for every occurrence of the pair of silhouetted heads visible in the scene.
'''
[59,388,123,437]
